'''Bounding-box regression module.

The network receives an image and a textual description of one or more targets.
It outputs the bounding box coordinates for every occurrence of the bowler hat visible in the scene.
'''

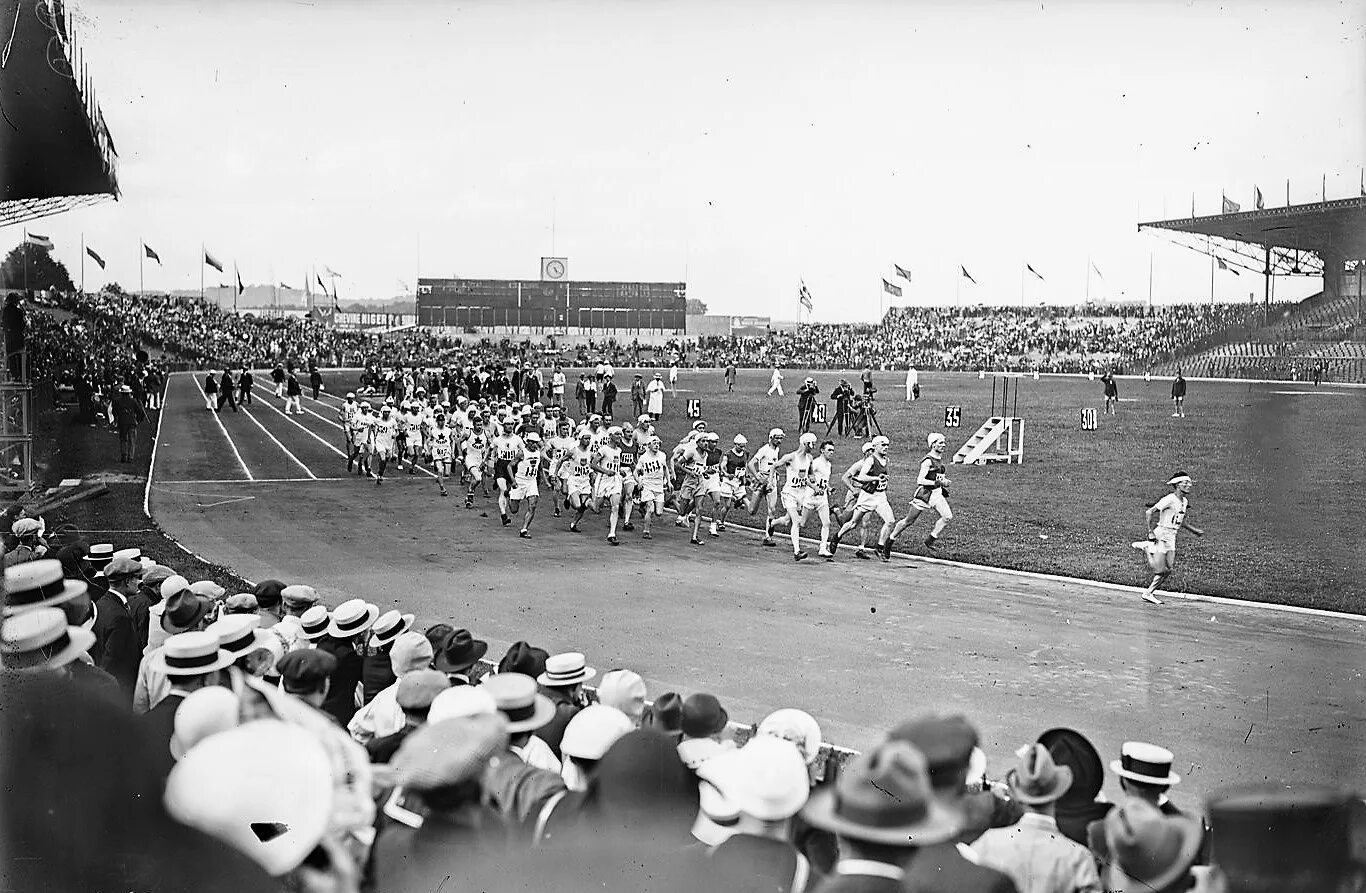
[432,628,488,673]
[497,640,549,678]
[161,591,214,633]
[681,693,729,738]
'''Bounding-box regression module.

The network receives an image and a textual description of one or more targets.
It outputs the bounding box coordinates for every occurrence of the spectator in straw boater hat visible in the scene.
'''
[1,606,99,678]
[800,739,961,893]
[205,614,277,679]
[1087,741,1207,866]
[142,631,233,771]
[316,598,378,725]
[1099,798,1202,893]
[362,608,415,703]
[134,590,216,713]
[483,671,561,774]
[295,604,330,647]
[536,652,595,758]
[3,557,86,617]
[348,631,435,745]
[970,743,1100,893]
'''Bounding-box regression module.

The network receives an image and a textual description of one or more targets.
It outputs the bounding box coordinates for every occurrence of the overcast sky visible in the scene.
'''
[18,0,1366,320]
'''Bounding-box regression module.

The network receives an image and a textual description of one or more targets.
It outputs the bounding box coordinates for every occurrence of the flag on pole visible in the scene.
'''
[881,278,902,298]
[323,266,341,278]
[85,246,105,269]
[960,266,976,285]
[893,263,912,282]
[1222,194,1240,214]
[316,272,329,294]
[204,250,223,273]
[1090,261,1104,280]
[236,271,245,296]
[25,232,54,250]
[1254,186,1264,210]
[799,279,814,310]
[144,244,161,264]
[279,282,293,290]
[1216,257,1240,276]
[1026,263,1044,281]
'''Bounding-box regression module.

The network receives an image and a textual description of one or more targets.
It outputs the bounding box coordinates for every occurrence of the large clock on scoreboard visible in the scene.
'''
[541,257,568,281]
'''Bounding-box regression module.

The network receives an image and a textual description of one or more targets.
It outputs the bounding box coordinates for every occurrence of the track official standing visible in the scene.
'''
[310,367,323,400]
[284,369,303,414]
[237,368,254,405]
[111,384,147,462]
[216,369,237,412]
[202,370,218,410]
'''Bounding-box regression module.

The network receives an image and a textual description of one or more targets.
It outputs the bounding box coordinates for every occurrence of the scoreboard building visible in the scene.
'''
[417,258,686,340]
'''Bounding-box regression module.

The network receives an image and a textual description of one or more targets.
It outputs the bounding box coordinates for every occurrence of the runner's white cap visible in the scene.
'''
[607,426,623,436]
[1167,473,1192,485]
[861,442,874,453]
[345,392,355,399]
[769,428,785,438]
[524,432,541,442]
[872,436,890,448]
[928,433,946,447]
[800,432,817,445]
[733,435,748,445]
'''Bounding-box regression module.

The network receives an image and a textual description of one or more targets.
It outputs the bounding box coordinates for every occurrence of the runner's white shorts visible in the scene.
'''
[699,475,723,499]
[910,490,952,518]
[464,457,483,479]
[640,486,666,508]
[593,475,623,500]
[1153,528,1178,553]
[782,487,816,514]
[855,491,895,523]
[568,476,594,498]
[433,459,451,476]
[511,483,539,501]
[720,478,747,501]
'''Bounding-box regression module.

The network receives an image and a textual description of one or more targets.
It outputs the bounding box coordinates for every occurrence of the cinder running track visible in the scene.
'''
[149,372,1366,804]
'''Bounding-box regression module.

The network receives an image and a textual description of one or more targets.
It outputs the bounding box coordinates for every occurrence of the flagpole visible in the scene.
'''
[1019,261,1024,307]
[81,233,86,294]
[1085,256,1090,303]
[233,262,238,314]
[1208,237,1215,304]
[1148,251,1154,309]
[139,241,144,297]
[200,243,204,304]
[23,228,28,292]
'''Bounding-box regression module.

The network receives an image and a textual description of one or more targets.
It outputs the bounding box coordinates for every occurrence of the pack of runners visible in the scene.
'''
[331,391,956,560]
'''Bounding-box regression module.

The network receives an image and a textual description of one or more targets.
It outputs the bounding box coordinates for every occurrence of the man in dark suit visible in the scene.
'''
[93,557,143,695]
[889,715,1019,893]
[217,369,238,412]
[110,384,147,462]
[142,631,231,774]
[801,739,967,893]
[237,368,254,405]
[314,599,376,725]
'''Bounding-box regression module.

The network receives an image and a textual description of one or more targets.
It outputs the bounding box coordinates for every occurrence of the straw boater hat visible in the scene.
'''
[1112,742,1181,786]
[326,599,379,638]
[1007,743,1074,805]
[206,614,273,661]
[480,672,557,733]
[0,607,96,670]
[3,559,87,616]
[369,610,415,648]
[537,652,595,688]
[802,740,960,845]
[297,605,330,641]
[86,543,114,569]
[152,631,234,677]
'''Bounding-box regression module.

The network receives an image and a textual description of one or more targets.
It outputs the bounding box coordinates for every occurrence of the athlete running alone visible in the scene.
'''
[1132,472,1204,605]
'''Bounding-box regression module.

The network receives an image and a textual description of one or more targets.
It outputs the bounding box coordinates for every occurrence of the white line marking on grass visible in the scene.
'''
[190,376,254,481]
[144,380,169,518]
[155,478,346,485]
[197,495,256,508]
[1267,390,1348,396]
[239,405,318,479]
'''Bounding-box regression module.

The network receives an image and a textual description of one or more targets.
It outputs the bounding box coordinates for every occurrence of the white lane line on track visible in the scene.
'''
[155,478,346,485]
[248,385,349,459]
[144,381,169,518]
[238,404,318,479]
[254,384,441,480]
[190,376,254,481]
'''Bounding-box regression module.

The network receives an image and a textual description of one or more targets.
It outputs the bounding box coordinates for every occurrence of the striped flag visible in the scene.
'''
[893,263,912,281]
[1027,263,1044,281]
[960,266,976,285]
[1216,257,1240,276]
[882,278,902,297]
[144,244,161,264]
[799,280,814,310]
[1221,194,1240,214]
[25,232,54,250]
[86,247,106,269]
[204,250,223,273]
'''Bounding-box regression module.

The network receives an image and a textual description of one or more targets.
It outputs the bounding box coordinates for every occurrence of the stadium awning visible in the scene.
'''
[1139,196,1366,257]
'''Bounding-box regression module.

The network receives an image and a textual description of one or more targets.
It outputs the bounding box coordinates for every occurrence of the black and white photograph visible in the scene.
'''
[2,0,1364,890]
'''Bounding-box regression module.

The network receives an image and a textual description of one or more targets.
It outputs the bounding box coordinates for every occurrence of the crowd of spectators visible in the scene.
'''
[695,304,1254,374]
[3,533,1360,893]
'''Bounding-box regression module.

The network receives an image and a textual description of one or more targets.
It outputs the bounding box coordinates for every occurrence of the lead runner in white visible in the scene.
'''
[1132,472,1205,605]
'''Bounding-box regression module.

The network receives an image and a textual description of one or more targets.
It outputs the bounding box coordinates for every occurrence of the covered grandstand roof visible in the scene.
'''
[1139,196,1366,257]
[0,0,119,226]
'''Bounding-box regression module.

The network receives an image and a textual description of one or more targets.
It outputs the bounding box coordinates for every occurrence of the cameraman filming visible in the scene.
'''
[827,378,855,436]
[796,376,820,434]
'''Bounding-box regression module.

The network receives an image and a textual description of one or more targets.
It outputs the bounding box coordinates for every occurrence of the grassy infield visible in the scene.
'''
[32,367,1366,614]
